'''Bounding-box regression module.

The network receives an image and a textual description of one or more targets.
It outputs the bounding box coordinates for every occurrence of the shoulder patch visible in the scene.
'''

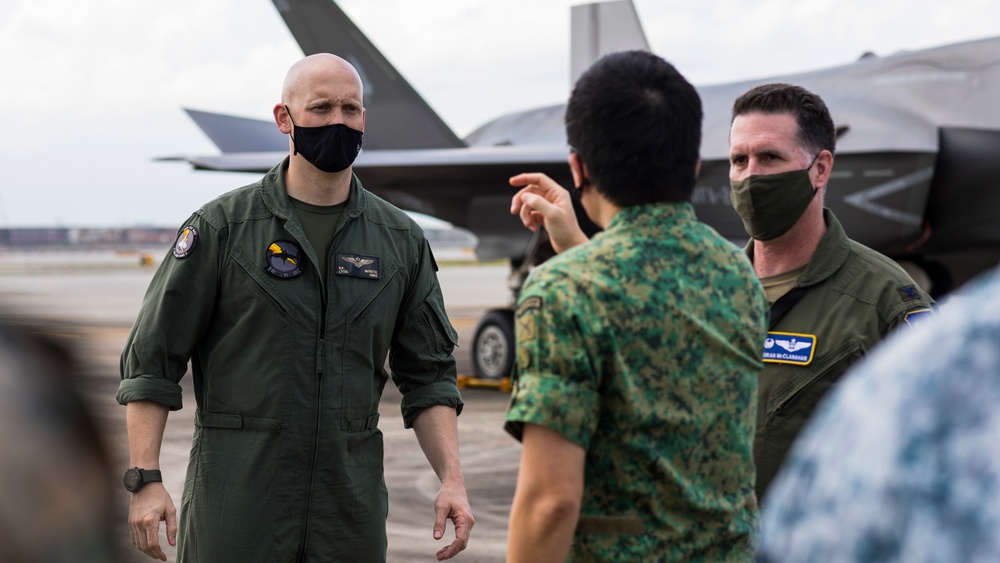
[904,308,933,328]
[762,331,817,365]
[897,284,921,302]
[517,296,543,317]
[172,226,198,259]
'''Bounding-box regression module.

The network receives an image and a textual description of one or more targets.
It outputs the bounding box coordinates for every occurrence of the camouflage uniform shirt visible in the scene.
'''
[505,202,768,561]
[759,267,1000,562]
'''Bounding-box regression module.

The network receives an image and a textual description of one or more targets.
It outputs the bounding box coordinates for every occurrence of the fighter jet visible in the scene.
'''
[167,0,1000,378]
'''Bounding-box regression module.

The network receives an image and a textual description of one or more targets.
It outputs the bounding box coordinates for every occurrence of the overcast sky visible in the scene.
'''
[0,0,996,227]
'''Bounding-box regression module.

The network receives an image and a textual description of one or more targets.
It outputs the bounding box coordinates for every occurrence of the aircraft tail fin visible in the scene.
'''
[270,0,465,150]
[570,0,650,83]
[183,109,287,154]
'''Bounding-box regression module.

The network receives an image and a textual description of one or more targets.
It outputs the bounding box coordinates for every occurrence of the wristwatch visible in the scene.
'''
[123,467,163,493]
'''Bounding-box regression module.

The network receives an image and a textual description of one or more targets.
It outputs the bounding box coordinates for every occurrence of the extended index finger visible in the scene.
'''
[509,172,549,188]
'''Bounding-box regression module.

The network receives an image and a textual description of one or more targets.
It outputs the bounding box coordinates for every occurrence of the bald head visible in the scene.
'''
[276,53,366,140]
[282,53,364,106]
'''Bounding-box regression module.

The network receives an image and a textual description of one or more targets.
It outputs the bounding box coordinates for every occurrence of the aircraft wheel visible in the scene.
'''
[472,309,515,380]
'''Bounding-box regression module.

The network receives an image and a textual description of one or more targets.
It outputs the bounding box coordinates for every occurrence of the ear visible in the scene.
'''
[274,103,292,135]
[568,152,591,189]
[694,157,702,180]
[360,107,367,132]
[812,149,834,189]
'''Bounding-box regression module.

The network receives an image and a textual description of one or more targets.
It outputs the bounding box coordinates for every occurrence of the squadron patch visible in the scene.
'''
[172,226,198,259]
[336,253,380,279]
[897,285,921,301]
[762,331,817,366]
[904,308,933,328]
[265,240,303,279]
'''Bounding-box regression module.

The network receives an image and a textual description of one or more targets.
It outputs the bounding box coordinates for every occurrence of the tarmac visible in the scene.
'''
[0,250,519,562]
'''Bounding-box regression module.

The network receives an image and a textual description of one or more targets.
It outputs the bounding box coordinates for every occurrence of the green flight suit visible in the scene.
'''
[117,158,462,562]
[752,209,934,500]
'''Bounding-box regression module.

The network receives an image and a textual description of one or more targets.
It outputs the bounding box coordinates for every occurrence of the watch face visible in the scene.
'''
[123,468,141,492]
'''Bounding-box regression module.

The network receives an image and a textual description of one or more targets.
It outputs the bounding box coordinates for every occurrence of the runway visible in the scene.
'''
[0,251,519,562]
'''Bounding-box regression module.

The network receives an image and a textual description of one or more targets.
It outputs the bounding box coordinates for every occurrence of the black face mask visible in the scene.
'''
[286,106,363,173]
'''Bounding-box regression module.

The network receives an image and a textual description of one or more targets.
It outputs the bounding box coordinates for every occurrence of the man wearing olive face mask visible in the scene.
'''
[119,53,473,562]
[728,83,934,502]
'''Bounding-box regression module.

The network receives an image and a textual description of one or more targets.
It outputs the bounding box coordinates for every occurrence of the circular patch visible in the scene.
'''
[173,226,198,259]
[266,240,304,279]
[517,347,532,371]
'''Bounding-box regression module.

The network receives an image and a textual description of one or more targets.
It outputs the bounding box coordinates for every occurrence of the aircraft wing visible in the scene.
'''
[165,143,577,261]
[182,109,288,153]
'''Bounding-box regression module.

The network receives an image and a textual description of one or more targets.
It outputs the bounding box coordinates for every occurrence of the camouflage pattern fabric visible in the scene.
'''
[759,266,1000,563]
[505,202,768,561]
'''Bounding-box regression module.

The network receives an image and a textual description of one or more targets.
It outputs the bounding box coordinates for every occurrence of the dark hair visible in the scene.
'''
[565,50,702,206]
[731,83,836,155]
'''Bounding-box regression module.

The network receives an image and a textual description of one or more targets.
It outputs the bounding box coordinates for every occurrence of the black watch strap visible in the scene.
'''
[124,467,163,493]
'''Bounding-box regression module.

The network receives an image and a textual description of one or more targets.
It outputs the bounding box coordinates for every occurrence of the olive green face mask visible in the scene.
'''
[729,159,819,241]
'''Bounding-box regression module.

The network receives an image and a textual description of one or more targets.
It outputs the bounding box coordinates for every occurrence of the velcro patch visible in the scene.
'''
[173,226,197,259]
[336,253,380,279]
[897,285,921,301]
[904,308,933,328]
[763,331,817,365]
[517,296,543,317]
[266,240,303,279]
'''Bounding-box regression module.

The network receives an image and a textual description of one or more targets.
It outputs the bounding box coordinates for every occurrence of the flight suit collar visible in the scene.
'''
[796,209,851,288]
[258,157,368,221]
[742,209,851,289]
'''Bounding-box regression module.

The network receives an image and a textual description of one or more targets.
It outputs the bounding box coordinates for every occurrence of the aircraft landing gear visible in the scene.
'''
[471,309,515,380]
[469,228,549,381]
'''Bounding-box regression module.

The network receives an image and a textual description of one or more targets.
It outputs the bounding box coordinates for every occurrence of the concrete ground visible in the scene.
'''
[0,252,519,562]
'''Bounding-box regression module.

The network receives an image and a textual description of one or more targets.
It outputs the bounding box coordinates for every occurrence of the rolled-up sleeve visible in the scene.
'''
[117,214,220,410]
[389,238,463,428]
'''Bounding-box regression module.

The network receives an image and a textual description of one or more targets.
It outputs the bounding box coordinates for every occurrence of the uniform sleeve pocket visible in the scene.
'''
[413,300,459,359]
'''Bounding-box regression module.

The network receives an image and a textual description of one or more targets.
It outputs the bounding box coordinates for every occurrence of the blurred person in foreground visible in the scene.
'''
[504,50,768,562]
[117,53,471,562]
[0,318,121,562]
[759,265,1000,562]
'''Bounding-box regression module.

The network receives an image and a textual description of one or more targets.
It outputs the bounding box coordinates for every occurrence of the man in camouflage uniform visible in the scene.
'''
[504,51,768,561]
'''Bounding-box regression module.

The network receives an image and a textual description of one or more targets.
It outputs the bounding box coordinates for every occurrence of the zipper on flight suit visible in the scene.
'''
[297,224,339,562]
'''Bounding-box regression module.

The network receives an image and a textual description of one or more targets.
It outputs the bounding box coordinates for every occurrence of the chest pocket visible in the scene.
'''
[229,244,296,318]
[766,338,863,419]
[341,263,402,428]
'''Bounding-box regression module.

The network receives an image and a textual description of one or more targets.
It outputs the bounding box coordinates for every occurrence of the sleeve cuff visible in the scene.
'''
[116,375,185,411]
[400,381,464,428]
[504,373,599,448]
